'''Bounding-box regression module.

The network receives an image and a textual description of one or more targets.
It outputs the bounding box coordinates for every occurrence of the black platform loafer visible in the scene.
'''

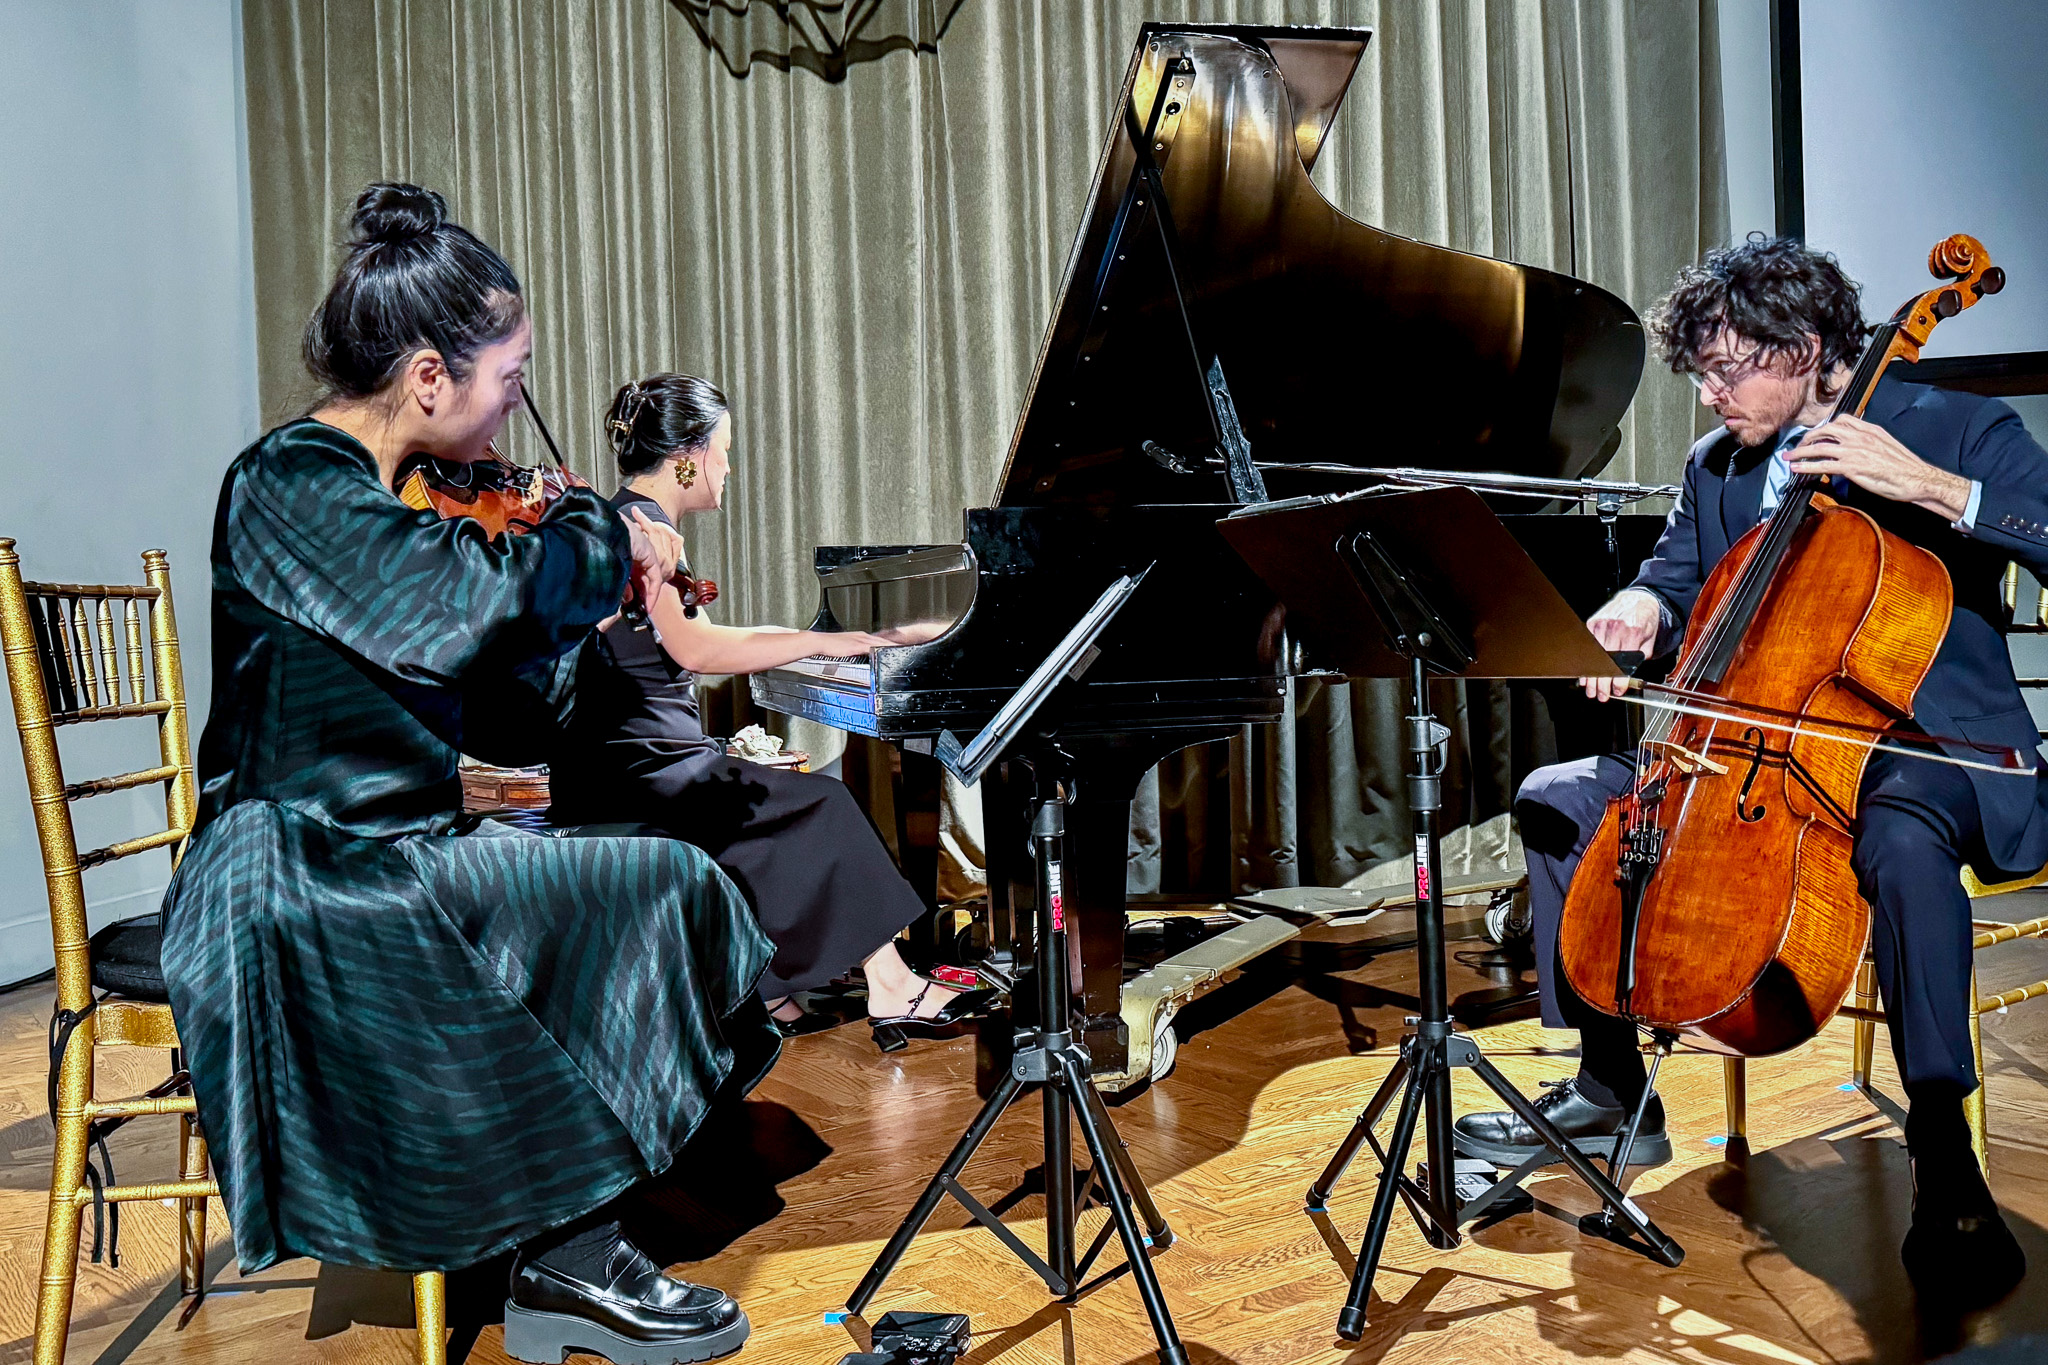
[1452,1077,1672,1169]
[505,1235,749,1365]
[1901,1155,2027,1311]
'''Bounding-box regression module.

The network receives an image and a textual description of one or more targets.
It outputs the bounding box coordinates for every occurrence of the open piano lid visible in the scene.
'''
[994,24,1645,507]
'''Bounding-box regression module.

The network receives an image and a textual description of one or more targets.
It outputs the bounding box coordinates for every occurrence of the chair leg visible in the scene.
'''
[1851,957,1878,1090]
[1967,968,1989,1179]
[35,1030,93,1365]
[414,1271,447,1365]
[179,1115,209,1299]
[1722,1056,1747,1143]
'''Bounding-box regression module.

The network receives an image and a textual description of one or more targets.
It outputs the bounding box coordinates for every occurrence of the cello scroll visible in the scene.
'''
[1846,234,2004,413]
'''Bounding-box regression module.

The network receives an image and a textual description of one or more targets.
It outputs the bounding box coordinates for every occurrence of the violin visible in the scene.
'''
[1558,234,2006,1058]
[396,384,718,616]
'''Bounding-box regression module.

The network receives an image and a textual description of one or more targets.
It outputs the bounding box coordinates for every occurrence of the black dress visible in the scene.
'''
[548,490,927,997]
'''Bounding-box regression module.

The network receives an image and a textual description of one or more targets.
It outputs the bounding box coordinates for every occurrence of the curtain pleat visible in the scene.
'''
[242,0,1726,898]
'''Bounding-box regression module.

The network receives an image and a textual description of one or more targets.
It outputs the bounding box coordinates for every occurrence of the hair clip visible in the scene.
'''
[607,382,650,449]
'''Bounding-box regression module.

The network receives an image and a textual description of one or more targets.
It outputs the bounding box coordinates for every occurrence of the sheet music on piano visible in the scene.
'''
[932,570,1147,788]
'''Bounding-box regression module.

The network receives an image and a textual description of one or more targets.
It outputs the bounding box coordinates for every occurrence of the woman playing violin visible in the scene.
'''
[547,374,991,1049]
[162,184,769,1365]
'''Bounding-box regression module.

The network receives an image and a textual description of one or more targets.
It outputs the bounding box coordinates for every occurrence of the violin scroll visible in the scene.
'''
[677,575,718,612]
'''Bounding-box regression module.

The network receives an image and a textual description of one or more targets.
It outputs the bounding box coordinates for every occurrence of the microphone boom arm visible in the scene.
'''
[1140,441,1677,506]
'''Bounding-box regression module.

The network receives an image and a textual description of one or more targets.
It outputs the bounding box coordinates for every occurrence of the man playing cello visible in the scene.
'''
[1453,234,2043,1306]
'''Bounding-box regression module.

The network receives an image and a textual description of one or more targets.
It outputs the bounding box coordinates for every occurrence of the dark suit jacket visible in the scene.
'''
[1630,373,2048,874]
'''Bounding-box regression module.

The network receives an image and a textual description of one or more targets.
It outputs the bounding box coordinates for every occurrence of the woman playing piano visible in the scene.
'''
[161,184,773,1365]
[547,373,991,1049]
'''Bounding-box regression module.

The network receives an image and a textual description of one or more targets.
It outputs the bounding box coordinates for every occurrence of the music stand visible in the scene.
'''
[843,570,1192,1365]
[1217,486,1685,1338]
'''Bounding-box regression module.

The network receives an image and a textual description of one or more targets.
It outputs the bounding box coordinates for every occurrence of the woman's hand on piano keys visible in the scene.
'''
[875,620,947,646]
[809,630,896,658]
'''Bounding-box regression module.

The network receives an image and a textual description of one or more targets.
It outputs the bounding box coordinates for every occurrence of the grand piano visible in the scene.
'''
[753,23,1660,1081]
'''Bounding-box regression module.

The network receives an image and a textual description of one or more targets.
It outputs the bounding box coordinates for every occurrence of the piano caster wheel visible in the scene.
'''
[1150,1011,1180,1084]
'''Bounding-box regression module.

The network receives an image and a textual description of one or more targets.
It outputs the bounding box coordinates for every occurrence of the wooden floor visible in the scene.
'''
[4,898,2047,1365]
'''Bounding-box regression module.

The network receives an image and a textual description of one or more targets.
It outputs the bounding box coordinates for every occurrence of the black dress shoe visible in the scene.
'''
[870,979,998,1053]
[1902,1153,2026,1310]
[505,1234,749,1364]
[1452,1077,1672,1168]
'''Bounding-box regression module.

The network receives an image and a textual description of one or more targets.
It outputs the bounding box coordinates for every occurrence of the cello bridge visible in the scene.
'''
[1641,738,1729,777]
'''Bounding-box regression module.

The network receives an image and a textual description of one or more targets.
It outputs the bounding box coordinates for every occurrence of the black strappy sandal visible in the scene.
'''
[869,978,997,1053]
[764,995,843,1040]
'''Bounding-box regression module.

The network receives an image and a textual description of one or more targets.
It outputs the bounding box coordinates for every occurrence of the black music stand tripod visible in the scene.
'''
[843,576,1189,1365]
[1216,487,1684,1339]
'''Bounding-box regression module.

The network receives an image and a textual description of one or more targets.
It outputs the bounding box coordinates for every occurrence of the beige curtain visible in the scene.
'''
[243,0,1726,890]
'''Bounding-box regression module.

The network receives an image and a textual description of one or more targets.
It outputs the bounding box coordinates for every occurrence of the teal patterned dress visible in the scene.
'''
[160,420,777,1274]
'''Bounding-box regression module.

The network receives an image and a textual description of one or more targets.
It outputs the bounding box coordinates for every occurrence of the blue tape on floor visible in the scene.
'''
[1706,1135,1728,1146]
[1839,1083,1858,1091]
[823,1311,849,1324]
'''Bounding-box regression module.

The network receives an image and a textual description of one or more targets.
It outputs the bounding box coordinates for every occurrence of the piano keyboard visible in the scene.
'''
[774,654,874,690]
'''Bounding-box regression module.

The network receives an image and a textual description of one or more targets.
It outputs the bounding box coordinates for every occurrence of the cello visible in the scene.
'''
[1559,234,2007,1056]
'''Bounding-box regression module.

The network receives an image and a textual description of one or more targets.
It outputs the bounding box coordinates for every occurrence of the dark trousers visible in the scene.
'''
[1517,746,1988,1093]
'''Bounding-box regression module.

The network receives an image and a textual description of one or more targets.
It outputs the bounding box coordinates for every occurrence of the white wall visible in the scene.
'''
[1711,2,2048,728]
[1801,0,2048,358]
[1716,0,1776,245]
[0,0,258,985]
[1717,0,2048,361]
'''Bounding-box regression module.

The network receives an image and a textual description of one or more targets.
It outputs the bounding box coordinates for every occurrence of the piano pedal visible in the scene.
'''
[1415,1158,1534,1217]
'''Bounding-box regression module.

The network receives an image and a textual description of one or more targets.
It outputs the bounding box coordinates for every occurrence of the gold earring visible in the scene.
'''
[674,456,698,489]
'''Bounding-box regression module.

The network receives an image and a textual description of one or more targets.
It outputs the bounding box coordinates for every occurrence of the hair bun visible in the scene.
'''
[350,182,447,245]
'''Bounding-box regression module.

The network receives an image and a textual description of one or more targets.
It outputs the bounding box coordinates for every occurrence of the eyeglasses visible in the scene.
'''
[1687,347,1772,395]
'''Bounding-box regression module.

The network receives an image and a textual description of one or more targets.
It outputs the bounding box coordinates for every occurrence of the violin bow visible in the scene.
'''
[519,382,571,472]
[515,380,721,617]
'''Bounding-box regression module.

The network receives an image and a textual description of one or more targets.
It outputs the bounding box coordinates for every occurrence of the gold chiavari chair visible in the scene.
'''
[0,539,448,1365]
[1838,874,2048,1172]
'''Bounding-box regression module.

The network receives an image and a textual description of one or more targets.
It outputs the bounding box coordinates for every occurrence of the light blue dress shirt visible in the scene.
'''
[1756,424,1808,519]
[1762,423,1983,529]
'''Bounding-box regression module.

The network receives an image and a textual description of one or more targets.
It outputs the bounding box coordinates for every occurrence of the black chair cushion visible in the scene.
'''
[88,914,169,1003]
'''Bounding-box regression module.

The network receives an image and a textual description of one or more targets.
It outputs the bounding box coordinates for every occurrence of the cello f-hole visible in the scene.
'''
[1736,727,1769,823]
